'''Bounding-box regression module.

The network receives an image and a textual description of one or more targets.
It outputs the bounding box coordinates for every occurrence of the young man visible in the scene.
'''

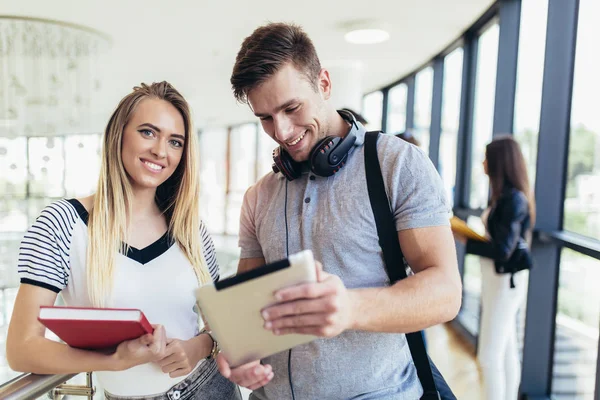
[217,22,462,399]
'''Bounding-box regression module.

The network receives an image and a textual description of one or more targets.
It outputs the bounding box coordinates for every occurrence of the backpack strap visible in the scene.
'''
[364,131,440,400]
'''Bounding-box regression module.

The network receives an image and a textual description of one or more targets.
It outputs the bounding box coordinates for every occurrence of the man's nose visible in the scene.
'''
[273,116,294,142]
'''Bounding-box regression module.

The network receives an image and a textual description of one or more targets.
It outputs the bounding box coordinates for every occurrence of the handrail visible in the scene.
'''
[0,372,77,400]
[452,207,485,218]
[538,230,600,261]
[453,207,600,261]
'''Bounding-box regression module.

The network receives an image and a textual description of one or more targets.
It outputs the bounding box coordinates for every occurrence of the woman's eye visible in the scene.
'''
[139,129,154,137]
[169,140,183,148]
[286,106,299,113]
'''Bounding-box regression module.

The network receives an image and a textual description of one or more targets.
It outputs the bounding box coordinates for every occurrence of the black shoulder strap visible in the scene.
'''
[364,131,440,399]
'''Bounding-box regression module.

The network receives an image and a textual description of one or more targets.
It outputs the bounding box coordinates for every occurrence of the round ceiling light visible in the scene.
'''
[344,28,390,44]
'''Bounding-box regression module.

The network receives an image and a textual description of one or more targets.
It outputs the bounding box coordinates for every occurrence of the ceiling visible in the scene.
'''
[1,0,494,129]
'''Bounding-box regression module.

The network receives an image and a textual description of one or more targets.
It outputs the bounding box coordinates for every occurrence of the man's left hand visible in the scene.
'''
[261,261,355,337]
[157,337,204,378]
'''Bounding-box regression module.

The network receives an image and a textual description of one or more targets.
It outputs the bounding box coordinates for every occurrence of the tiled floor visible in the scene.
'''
[461,288,598,400]
[426,324,483,400]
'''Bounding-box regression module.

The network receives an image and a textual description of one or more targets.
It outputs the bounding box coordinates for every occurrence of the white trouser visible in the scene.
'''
[477,259,528,400]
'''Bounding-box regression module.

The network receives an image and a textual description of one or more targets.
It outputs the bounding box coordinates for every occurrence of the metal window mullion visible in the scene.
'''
[492,0,522,136]
[452,32,477,333]
[455,34,478,210]
[405,76,415,131]
[520,0,580,397]
[429,57,444,170]
[224,126,232,236]
[25,137,31,199]
[596,325,600,400]
[381,88,389,133]
[61,136,67,197]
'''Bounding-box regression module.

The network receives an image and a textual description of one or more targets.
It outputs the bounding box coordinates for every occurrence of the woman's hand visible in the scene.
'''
[157,335,210,378]
[113,324,167,370]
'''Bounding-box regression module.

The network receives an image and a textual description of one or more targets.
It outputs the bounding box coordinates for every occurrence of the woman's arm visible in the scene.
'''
[465,238,495,259]
[7,284,166,374]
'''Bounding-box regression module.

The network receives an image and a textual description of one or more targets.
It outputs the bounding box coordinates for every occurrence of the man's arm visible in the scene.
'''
[237,257,266,274]
[350,225,461,332]
[262,225,461,336]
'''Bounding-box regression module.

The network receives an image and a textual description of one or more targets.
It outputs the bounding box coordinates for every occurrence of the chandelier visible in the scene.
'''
[0,16,111,137]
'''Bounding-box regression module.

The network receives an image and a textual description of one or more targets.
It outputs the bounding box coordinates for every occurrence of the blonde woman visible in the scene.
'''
[6,82,242,400]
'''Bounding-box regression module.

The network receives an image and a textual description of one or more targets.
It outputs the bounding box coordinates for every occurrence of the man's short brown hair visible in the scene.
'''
[231,23,322,104]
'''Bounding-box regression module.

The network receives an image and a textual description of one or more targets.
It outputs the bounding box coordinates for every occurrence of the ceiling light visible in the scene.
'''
[345,28,390,45]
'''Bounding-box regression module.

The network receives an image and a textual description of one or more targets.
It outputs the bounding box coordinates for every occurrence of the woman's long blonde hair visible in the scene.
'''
[87,82,211,307]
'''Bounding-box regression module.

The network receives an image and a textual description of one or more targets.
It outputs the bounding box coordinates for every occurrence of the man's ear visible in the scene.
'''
[318,68,332,100]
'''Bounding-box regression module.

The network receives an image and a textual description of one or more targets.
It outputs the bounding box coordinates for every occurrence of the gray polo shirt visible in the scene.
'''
[240,124,450,400]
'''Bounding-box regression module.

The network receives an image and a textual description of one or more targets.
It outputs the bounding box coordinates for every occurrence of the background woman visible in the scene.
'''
[455,135,535,400]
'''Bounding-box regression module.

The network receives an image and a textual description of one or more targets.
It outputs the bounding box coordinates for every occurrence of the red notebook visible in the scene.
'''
[38,306,153,350]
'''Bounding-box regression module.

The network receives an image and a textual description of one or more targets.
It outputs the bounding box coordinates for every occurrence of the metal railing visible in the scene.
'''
[0,372,95,400]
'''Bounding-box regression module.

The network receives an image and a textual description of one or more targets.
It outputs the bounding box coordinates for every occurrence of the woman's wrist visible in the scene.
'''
[190,333,213,360]
[198,330,219,360]
[109,351,129,371]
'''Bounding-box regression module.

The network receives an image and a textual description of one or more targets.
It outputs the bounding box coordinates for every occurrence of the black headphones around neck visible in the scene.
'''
[272,109,359,181]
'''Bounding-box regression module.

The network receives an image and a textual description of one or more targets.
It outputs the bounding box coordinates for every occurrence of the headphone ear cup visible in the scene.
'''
[309,137,336,177]
[272,147,302,181]
[309,130,357,177]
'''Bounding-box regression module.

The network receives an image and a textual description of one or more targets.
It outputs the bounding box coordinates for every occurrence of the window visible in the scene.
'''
[227,124,257,235]
[0,138,27,197]
[362,91,383,131]
[457,215,486,336]
[0,199,28,233]
[440,48,464,205]
[470,23,500,209]
[387,83,407,134]
[0,239,21,288]
[27,198,54,226]
[28,137,65,198]
[552,249,599,399]
[459,254,482,336]
[64,134,102,197]
[257,124,277,179]
[414,67,433,154]
[564,0,600,240]
[199,128,228,234]
[513,0,549,187]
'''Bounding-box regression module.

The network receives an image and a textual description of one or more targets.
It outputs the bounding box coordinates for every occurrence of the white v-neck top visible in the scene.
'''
[17,199,220,396]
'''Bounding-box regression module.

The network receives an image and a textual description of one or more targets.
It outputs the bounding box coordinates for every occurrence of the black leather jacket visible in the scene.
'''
[466,186,531,266]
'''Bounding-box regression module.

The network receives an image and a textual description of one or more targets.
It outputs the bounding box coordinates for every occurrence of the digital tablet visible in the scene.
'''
[195,250,318,367]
